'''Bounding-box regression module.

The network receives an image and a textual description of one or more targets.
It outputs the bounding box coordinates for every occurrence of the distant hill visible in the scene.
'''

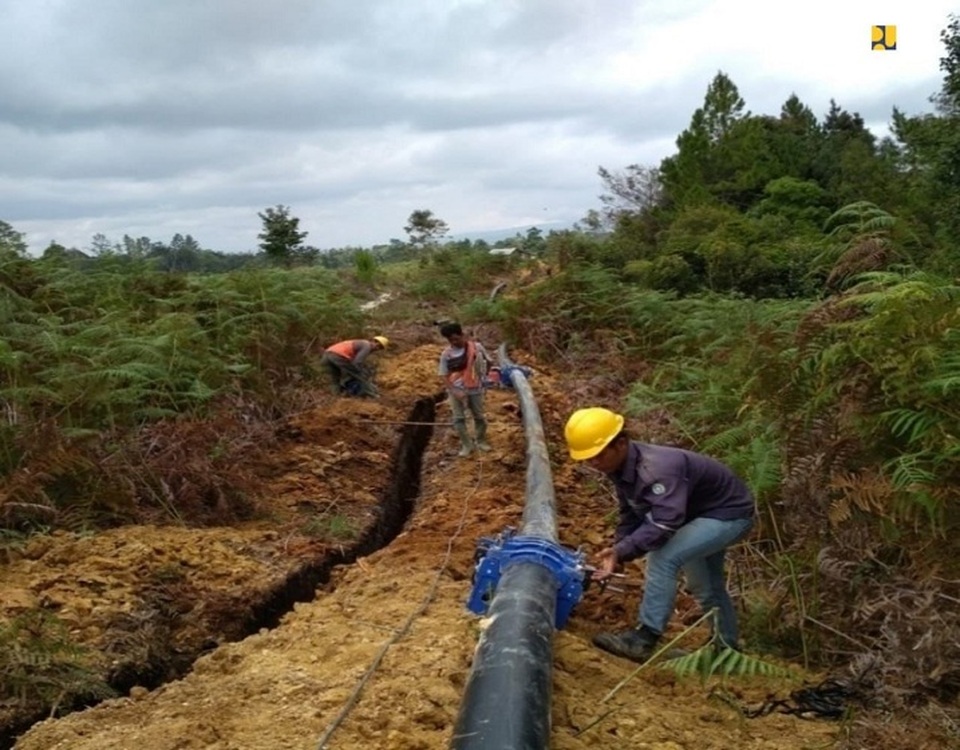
[449,221,572,244]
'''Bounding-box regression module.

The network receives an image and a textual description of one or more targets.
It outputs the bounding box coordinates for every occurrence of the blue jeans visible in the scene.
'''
[638,515,754,647]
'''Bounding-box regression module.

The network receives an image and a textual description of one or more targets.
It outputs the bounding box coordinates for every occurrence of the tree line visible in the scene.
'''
[5,15,959,292]
[576,15,960,298]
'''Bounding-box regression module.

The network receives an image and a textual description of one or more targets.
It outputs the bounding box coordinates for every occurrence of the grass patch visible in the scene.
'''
[302,513,359,542]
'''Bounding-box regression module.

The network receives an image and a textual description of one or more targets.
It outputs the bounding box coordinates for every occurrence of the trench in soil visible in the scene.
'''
[0,396,437,750]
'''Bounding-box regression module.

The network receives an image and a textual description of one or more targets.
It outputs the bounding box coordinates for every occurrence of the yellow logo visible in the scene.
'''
[872,25,896,51]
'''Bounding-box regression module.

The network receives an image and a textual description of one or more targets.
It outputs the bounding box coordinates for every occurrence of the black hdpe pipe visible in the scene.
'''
[449,345,558,750]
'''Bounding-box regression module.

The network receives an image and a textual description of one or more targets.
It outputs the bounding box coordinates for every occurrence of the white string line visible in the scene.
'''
[315,458,485,749]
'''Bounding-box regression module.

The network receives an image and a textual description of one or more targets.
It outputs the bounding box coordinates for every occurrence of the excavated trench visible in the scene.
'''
[0,396,437,750]
[254,395,437,628]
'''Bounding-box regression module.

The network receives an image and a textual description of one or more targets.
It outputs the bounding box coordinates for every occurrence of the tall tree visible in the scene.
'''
[659,72,748,208]
[89,233,116,256]
[701,71,747,143]
[522,226,547,254]
[121,235,155,258]
[596,164,663,226]
[258,205,309,267]
[0,220,27,256]
[593,164,669,257]
[935,13,960,114]
[41,241,71,260]
[780,94,819,133]
[161,233,202,272]
[816,101,875,165]
[890,14,960,252]
[404,209,449,250]
[0,221,41,298]
[774,93,821,178]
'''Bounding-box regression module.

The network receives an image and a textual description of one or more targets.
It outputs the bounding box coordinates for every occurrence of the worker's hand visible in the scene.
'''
[591,548,618,580]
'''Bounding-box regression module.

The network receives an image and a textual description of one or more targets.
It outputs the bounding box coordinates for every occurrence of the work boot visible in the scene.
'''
[458,442,474,458]
[476,439,492,452]
[592,625,660,663]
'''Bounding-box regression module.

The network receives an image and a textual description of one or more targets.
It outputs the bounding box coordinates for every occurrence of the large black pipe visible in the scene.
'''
[450,346,558,750]
[503,351,558,544]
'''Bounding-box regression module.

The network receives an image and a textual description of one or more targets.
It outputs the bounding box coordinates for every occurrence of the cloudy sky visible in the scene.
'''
[2,0,956,255]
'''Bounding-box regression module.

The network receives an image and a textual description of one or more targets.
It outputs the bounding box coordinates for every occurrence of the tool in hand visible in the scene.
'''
[581,566,643,594]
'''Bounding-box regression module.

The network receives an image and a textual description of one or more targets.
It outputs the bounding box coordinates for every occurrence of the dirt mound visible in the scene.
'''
[5,339,839,749]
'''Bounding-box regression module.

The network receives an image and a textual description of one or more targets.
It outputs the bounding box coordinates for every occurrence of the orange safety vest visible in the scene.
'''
[326,340,358,360]
[446,341,480,390]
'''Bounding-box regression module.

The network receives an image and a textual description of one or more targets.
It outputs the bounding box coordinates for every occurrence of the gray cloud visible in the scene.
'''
[1,1,950,254]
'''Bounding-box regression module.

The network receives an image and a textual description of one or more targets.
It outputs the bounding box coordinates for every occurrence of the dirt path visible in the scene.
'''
[6,339,839,749]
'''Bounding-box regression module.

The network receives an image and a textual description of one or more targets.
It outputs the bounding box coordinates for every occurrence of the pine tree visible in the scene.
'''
[257,205,309,267]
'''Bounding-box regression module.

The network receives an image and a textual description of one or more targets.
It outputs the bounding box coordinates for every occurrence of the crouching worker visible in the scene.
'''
[564,407,755,662]
[438,322,493,457]
[320,336,388,397]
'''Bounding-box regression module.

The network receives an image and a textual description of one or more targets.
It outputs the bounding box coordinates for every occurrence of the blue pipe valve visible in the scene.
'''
[467,529,589,629]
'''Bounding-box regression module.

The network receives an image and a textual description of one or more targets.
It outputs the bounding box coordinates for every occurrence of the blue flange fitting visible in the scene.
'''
[496,364,533,390]
[467,527,588,629]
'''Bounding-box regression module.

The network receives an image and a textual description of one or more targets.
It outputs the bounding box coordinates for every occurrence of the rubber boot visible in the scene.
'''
[455,424,473,457]
[474,420,491,452]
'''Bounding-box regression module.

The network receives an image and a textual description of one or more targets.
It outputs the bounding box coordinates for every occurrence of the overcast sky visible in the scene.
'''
[2,0,955,255]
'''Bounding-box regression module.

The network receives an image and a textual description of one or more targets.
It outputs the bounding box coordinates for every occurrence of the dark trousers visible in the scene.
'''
[320,352,378,396]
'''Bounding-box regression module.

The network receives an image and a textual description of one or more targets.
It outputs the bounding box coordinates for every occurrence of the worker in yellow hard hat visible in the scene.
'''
[564,407,756,662]
[320,336,388,397]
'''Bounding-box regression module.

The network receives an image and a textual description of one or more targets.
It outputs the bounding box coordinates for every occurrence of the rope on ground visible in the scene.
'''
[717,676,870,720]
[314,460,485,749]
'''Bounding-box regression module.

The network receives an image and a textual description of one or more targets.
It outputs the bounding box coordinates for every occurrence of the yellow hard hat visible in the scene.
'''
[564,407,625,461]
[373,335,389,348]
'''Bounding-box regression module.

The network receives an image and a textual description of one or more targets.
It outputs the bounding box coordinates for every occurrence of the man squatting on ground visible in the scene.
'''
[320,336,388,397]
[564,406,756,662]
[438,322,493,457]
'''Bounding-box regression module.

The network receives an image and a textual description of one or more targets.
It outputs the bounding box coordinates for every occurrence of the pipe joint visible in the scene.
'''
[466,527,588,629]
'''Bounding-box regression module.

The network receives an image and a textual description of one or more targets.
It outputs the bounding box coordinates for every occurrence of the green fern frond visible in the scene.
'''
[885,453,937,489]
[0,610,115,710]
[661,647,793,682]
[882,408,941,445]
[824,201,895,237]
[702,417,763,452]
[745,433,782,498]
[924,354,960,396]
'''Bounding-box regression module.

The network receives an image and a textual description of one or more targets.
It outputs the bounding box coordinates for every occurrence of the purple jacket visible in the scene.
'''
[609,442,755,562]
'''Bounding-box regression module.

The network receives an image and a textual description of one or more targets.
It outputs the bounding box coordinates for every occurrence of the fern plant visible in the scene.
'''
[0,259,372,529]
[661,644,793,681]
[0,610,115,712]
[793,270,960,533]
[823,201,896,241]
[813,202,900,290]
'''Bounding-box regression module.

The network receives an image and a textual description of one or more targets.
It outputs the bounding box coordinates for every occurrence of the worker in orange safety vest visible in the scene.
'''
[438,322,493,456]
[320,336,388,397]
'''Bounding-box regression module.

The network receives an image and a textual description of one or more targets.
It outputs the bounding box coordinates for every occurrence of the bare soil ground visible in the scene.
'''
[4,333,846,749]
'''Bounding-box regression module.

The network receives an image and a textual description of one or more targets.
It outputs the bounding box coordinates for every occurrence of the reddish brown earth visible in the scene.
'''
[3,335,843,749]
